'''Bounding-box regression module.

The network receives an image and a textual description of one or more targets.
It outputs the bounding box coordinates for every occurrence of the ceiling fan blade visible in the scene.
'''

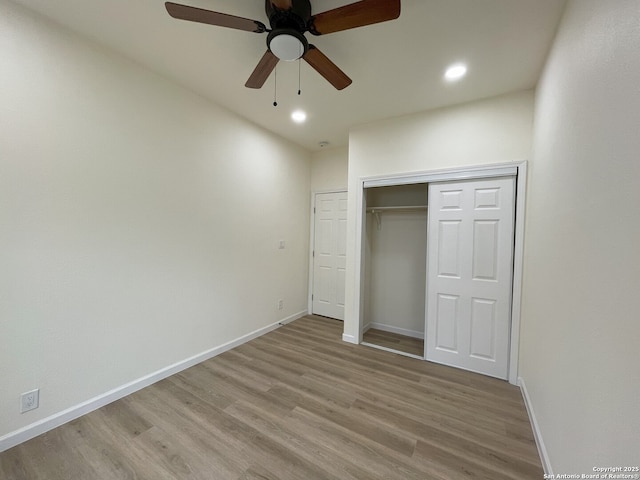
[303,45,352,90]
[270,0,293,9]
[245,50,279,89]
[165,2,266,33]
[310,0,400,35]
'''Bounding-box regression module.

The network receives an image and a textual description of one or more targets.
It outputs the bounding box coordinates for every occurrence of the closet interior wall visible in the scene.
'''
[364,184,428,340]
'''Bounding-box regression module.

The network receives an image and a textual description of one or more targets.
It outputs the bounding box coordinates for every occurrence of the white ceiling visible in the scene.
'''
[11,0,566,151]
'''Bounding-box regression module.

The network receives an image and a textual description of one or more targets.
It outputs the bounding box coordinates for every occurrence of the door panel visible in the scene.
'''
[435,294,460,353]
[312,192,348,320]
[472,220,499,280]
[426,177,515,379]
[438,221,462,277]
[470,297,496,359]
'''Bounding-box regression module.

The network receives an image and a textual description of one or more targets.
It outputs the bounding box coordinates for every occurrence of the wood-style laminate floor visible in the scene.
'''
[363,327,425,357]
[0,315,543,480]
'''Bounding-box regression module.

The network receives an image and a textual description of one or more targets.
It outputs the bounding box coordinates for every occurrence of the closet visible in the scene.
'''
[363,184,428,357]
[360,174,517,380]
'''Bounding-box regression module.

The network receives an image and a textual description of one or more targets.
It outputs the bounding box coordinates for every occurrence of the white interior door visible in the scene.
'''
[425,177,515,379]
[312,192,348,320]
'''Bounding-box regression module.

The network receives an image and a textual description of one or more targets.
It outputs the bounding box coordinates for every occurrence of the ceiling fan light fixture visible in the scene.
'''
[268,30,307,61]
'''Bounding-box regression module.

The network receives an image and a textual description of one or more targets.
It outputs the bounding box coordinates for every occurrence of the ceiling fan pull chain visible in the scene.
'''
[298,45,304,95]
[273,66,278,107]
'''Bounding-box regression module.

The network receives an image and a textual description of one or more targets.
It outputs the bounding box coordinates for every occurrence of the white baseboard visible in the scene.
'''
[361,341,424,360]
[342,333,358,344]
[518,376,553,475]
[0,310,307,453]
[368,322,424,339]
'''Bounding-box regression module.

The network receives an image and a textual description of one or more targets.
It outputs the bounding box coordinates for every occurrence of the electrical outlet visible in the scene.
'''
[278,299,284,310]
[20,389,39,413]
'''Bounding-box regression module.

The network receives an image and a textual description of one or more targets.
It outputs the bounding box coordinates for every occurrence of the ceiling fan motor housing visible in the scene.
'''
[265,0,312,30]
[265,0,312,61]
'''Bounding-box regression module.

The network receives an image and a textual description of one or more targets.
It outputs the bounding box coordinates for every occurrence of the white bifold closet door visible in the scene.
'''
[425,177,515,379]
[312,192,348,320]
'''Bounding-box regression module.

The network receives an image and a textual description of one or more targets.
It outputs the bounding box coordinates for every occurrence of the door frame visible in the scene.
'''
[308,189,348,317]
[352,161,527,385]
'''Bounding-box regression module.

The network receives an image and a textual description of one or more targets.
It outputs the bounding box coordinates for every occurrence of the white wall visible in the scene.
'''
[520,0,640,472]
[310,146,348,192]
[0,0,310,441]
[344,90,535,340]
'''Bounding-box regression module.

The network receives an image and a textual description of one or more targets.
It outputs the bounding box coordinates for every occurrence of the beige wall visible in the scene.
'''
[365,211,427,336]
[364,184,428,336]
[520,0,640,472]
[310,146,348,192]
[0,0,310,440]
[344,90,535,340]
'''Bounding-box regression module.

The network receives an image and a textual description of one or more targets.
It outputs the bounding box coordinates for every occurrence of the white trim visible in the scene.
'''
[362,162,519,188]
[508,162,527,384]
[342,333,358,344]
[518,377,553,475]
[0,310,307,453]
[361,342,424,360]
[307,194,317,314]
[354,183,367,343]
[311,187,349,194]
[353,161,527,385]
[366,322,424,339]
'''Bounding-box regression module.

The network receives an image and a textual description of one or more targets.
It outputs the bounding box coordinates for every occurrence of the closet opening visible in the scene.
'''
[352,162,527,384]
[362,183,428,358]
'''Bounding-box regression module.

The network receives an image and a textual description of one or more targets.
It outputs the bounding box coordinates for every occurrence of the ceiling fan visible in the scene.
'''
[165,0,401,90]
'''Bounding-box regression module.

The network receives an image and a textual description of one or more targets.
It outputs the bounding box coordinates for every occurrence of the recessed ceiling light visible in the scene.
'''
[291,110,307,123]
[444,63,468,81]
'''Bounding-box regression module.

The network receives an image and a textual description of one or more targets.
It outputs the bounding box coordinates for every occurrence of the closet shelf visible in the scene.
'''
[366,205,427,213]
[367,205,428,230]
